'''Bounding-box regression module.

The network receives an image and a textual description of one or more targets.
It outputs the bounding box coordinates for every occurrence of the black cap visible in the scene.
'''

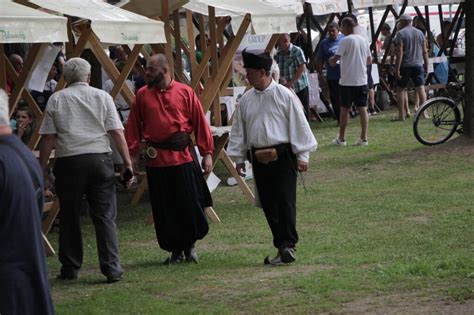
[242,49,272,71]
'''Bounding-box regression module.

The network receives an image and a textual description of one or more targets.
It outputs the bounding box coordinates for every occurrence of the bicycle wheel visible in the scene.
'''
[413,97,461,145]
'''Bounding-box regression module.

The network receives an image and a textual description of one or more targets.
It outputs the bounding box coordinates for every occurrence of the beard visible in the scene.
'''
[147,72,165,89]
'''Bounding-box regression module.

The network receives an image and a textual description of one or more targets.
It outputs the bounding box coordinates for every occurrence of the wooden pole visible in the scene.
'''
[0,45,5,92]
[161,0,174,78]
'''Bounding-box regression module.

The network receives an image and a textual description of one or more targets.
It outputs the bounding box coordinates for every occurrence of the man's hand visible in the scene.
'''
[236,162,246,177]
[202,154,213,174]
[44,188,54,198]
[121,167,135,188]
[131,155,140,174]
[395,69,401,80]
[329,56,337,67]
[297,160,308,172]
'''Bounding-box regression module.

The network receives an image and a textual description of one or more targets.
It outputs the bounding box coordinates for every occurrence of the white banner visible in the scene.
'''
[408,0,464,5]
[30,0,165,44]
[352,0,404,9]
[0,1,68,44]
[307,0,349,15]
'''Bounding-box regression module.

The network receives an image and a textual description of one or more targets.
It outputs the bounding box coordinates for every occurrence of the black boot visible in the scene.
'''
[184,244,198,263]
[163,251,184,265]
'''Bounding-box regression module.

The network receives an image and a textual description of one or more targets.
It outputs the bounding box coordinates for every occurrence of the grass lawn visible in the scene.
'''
[46,108,474,314]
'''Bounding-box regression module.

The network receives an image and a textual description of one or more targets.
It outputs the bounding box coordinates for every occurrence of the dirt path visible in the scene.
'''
[331,292,474,314]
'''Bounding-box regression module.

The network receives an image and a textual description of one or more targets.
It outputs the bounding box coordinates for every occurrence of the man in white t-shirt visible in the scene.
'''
[329,17,372,146]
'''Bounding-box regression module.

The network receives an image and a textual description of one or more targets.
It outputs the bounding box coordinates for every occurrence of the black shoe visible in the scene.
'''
[263,254,285,266]
[106,275,122,284]
[184,245,198,263]
[280,247,296,264]
[56,273,78,280]
[163,251,184,265]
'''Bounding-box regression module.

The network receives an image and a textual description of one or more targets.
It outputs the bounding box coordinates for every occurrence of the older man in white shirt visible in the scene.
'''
[227,50,317,266]
[39,58,134,283]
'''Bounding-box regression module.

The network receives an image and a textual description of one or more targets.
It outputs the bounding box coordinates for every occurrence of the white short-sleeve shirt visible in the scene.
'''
[39,82,123,157]
[336,34,371,86]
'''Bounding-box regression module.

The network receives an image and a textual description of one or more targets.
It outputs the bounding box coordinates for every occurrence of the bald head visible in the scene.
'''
[277,33,291,52]
[146,54,171,89]
[149,54,170,68]
[9,54,23,72]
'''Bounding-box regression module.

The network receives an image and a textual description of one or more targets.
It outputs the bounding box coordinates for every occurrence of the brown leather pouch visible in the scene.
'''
[254,148,278,164]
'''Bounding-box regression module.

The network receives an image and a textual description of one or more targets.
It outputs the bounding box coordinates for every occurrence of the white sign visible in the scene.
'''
[238,34,272,53]
[307,0,349,15]
[352,0,404,9]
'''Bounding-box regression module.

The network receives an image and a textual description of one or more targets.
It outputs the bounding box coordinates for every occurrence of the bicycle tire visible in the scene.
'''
[413,97,461,146]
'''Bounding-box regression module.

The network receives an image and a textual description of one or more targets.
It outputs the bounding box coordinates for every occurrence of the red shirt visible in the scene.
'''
[125,80,214,167]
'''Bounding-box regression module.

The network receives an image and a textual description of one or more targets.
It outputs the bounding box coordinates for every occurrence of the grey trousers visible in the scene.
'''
[54,153,123,279]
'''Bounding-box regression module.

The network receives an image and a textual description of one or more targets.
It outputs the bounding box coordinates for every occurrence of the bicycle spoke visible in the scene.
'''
[413,98,460,145]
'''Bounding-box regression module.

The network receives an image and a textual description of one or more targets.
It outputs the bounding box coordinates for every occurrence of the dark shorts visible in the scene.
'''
[397,66,425,88]
[339,85,368,108]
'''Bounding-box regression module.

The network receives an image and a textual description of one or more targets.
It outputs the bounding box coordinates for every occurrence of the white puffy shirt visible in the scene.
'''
[227,80,317,164]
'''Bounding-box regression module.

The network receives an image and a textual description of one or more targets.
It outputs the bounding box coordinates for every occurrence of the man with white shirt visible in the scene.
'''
[330,18,372,146]
[227,50,317,266]
[39,58,134,283]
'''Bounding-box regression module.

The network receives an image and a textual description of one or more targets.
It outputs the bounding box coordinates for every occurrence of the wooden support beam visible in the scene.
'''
[186,10,197,76]
[42,200,60,235]
[0,45,5,91]
[219,150,255,204]
[161,0,174,78]
[43,233,56,257]
[190,21,227,90]
[56,27,93,91]
[208,6,221,126]
[8,43,42,115]
[173,9,185,83]
[199,14,251,113]
[110,44,143,103]
[88,32,135,105]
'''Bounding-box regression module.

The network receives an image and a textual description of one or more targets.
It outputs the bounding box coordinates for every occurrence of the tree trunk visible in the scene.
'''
[465,0,474,138]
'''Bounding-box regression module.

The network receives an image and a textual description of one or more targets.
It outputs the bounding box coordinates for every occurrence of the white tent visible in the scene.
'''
[305,0,349,15]
[352,0,403,9]
[119,0,189,19]
[28,0,166,44]
[182,0,300,34]
[408,0,464,5]
[0,0,68,43]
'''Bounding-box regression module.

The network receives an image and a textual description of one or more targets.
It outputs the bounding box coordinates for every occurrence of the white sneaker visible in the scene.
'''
[355,139,368,146]
[332,138,347,146]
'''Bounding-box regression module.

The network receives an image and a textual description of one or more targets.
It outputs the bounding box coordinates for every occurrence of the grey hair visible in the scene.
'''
[63,57,91,84]
[0,89,9,126]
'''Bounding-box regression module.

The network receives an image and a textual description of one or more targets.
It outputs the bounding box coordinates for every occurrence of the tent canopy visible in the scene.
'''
[408,0,464,5]
[28,0,166,44]
[119,0,189,19]
[0,0,68,43]
[352,0,403,9]
[183,0,299,34]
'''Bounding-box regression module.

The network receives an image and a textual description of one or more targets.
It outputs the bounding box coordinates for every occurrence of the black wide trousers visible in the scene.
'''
[251,145,299,249]
[146,162,209,252]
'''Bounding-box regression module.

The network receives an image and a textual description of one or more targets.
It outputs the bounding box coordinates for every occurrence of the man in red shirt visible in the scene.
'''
[126,54,214,264]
